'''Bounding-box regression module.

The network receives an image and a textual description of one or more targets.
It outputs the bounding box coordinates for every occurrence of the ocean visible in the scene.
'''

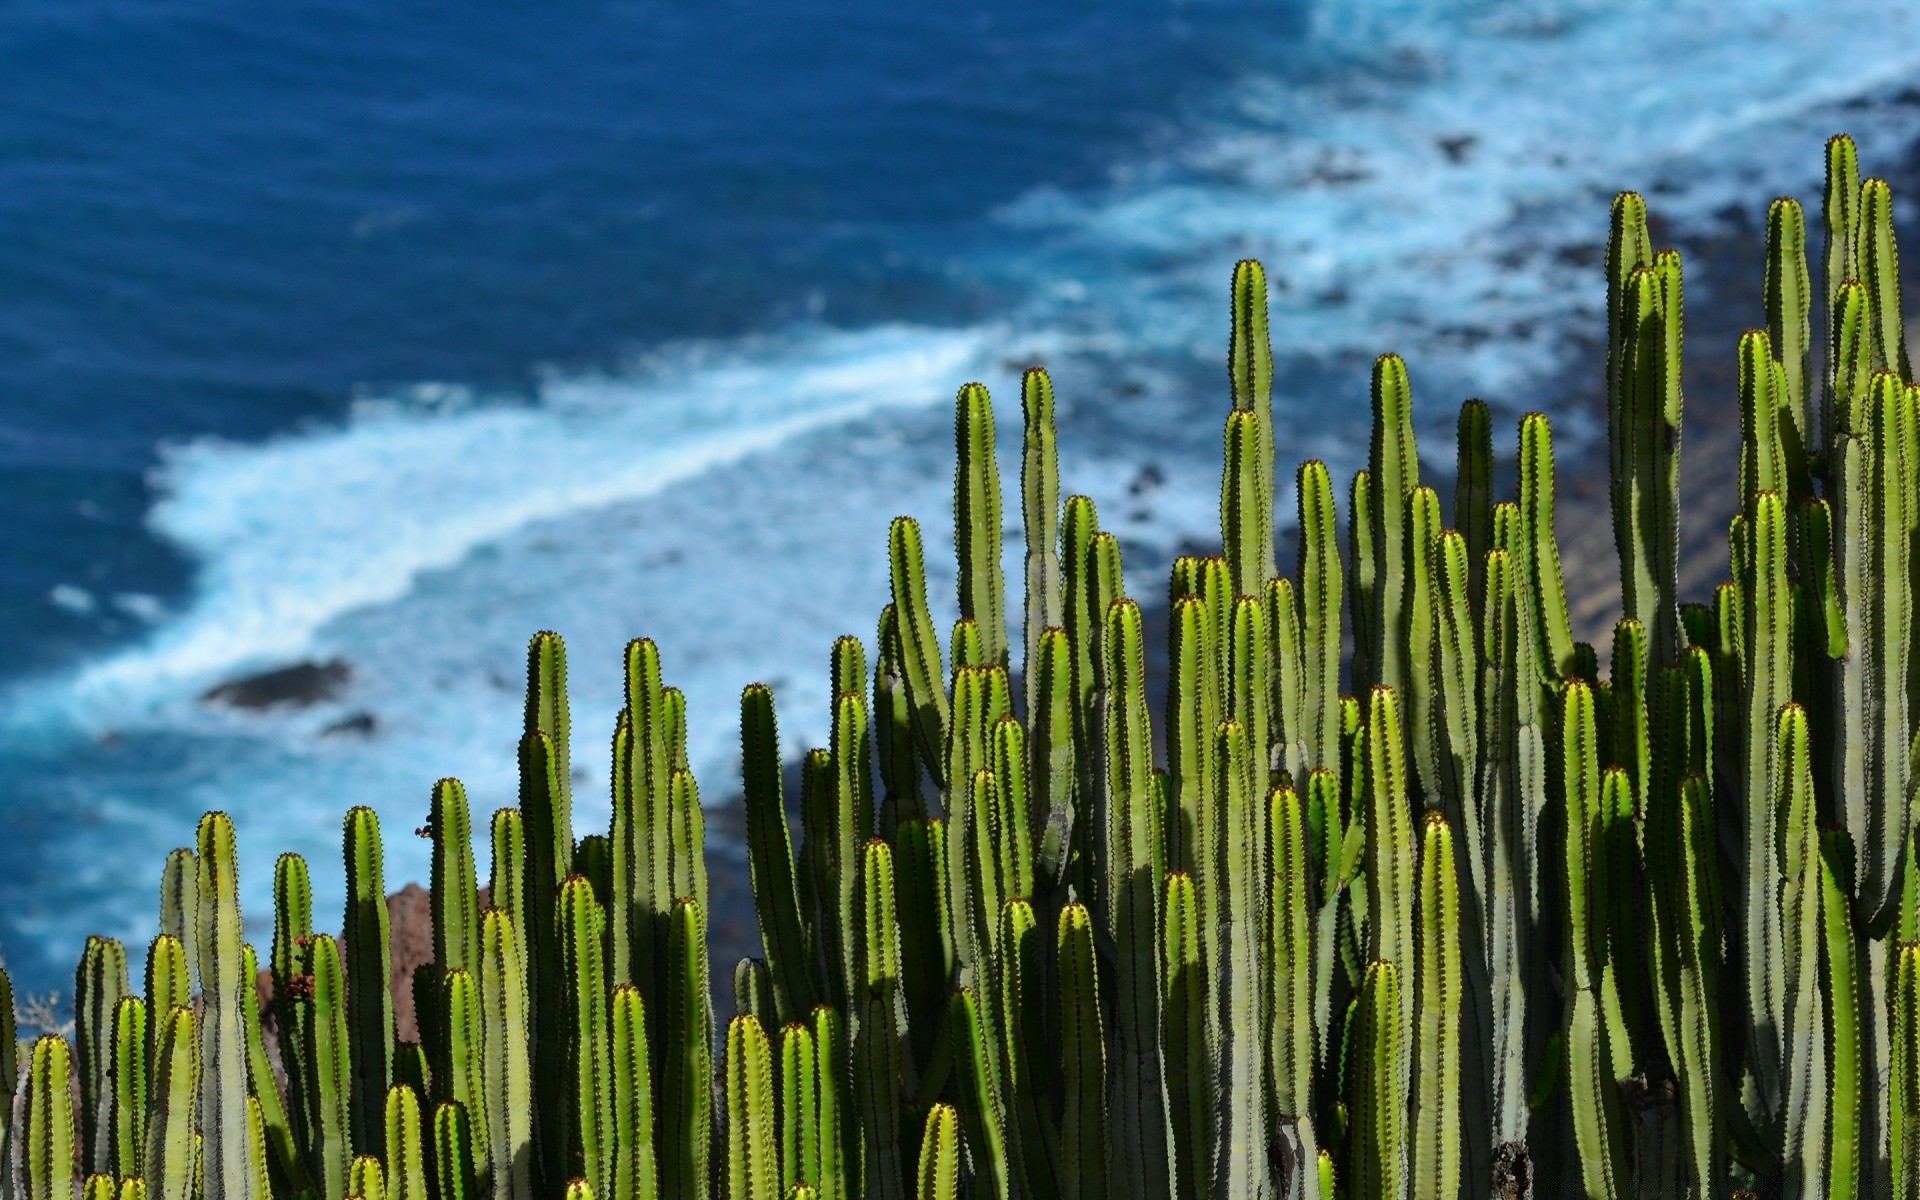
[0,0,1916,992]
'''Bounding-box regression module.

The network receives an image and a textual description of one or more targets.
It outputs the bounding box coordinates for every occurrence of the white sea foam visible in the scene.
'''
[10,0,1920,962]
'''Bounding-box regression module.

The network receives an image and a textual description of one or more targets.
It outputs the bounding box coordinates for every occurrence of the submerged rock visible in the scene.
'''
[202,660,350,710]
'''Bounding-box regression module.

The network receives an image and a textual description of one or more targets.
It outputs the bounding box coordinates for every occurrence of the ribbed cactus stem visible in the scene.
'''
[724,1016,779,1200]
[1367,354,1418,698]
[1101,598,1173,1200]
[609,984,658,1200]
[478,910,533,1200]
[148,1009,198,1200]
[740,684,814,1026]
[1297,459,1344,784]
[1021,366,1064,722]
[661,899,712,1200]
[385,1085,428,1200]
[159,847,199,990]
[76,935,127,1176]
[1411,814,1461,1200]
[914,1105,960,1200]
[195,813,254,1200]
[1350,961,1404,1200]
[1057,902,1108,1200]
[1161,871,1207,1200]
[432,1103,475,1200]
[955,381,1009,667]
[344,806,395,1159]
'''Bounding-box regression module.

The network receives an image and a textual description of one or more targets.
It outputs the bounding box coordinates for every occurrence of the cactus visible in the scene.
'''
[741,684,814,1027]
[433,1103,476,1200]
[11,131,1920,1200]
[660,899,711,1200]
[477,910,534,1200]
[195,813,254,1200]
[913,1105,959,1200]
[609,985,658,1200]
[344,806,396,1159]
[723,1016,778,1200]
[149,1010,198,1200]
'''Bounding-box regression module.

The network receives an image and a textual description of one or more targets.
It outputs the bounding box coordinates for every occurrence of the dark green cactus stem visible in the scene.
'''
[149,1008,199,1200]
[1366,354,1418,697]
[1364,686,1416,1054]
[1222,408,1271,601]
[272,852,315,1155]
[1777,705,1830,1195]
[893,817,953,1062]
[195,813,253,1200]
[1350,961,1404,1200]
[520,728,572,1190]
[1405,484,1442,804]
[946,986,1012,1200]
[992,898,1054,1200]
[740,684,814,1026]
[1298,459,1344,784]
[558,876,611,1197]
[889,517,949,784]
[1740,490,1792,1120]
[1349,469,1377,689]
[1271,577,1306,786]
[1860,177,1908,377]
[617,637,672,1008]
[661,899,712,1200]
[1767,197,1814,470]
[914,1105,960,1200]
[433,969,486,1191]
[831,633,866,701]
[77,934,127,1176]
[724,1016,779,1200]
[344,806,395,1159]
[478,910,534,1200]
[821,689,872,1017]
[490,808,528,982]
[1270,783,1321,1200]
[1822,830,1861,1200]
[385,1085,428,1200]
[1209,721,1266,1200]
[1165,594,1219,884]
[432,1103,475,1200]
[160,846,199,989]
[1412,813,1461,1200]
[1061,494,1104,806]
[1560,680,1627,1199]
[112,995,149,1178]
[1161,871,1208,1200]
[240,943,310,1196]
[1229,259,1277,585]
[1454,401,1492,617]
[876,607,925,831]
[955,381,1009,667]
[855,846,910,1200]
[303,935,353,1200]
[1826,135,1862,386]
[1029,625,1077,885]
[430,778,480,984]
[1101,598,1173,1200]
[1055,902,1109,1200]
[609,984,659,1200]
[1021,367,1063,720]
[811,1006,851,1200]
[524,628,572,803]
[1517,412,1575,678]
[1895,942,1920,1200]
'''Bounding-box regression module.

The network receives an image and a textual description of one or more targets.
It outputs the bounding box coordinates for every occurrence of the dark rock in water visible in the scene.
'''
[203,660,350,709]
[321,712,378,738]
[1437,133,1478,163]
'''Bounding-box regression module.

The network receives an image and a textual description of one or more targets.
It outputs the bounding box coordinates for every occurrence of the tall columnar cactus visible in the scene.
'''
[75,935,125,1178]
[1101,598,1173,1200]
[1350,961,1404,1200]
[741,684,814,1027]
[303,934,354,1200]
[559,876,612,1198]
[1411,814,1462,1200]
[609,984,658,1200]
[477,910,534,1200]
[197,812,254,1200]
[723,1016,778,1200]
[914,1105,960,1200]
[1057,901,1108,1200]
[344,806,396,1159]
[660,899,712,1200]
[159,847,199,990]
[148,1009,198,1200]
[24,1035,75,1200]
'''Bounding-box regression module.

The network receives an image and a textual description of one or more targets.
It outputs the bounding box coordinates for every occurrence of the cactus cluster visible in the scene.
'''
[3,134,1918,1200]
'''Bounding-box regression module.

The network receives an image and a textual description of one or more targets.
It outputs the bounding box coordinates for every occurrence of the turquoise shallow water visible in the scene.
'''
[1,0,1918,990]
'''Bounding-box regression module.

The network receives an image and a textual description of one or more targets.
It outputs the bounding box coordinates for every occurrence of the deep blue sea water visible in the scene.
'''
[0,0,1918,992]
